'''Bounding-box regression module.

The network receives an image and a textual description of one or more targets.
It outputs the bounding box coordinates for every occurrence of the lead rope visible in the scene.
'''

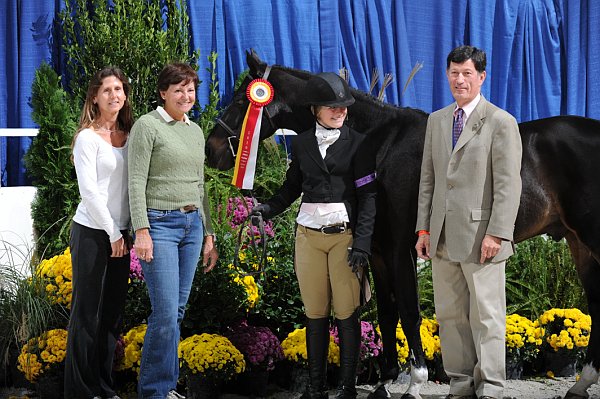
[233,195,268,277]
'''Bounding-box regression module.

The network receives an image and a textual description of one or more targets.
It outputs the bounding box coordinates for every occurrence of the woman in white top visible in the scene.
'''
[64,67,134,399]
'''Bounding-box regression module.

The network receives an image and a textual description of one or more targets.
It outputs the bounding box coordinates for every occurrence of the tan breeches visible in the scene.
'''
[294,225,360,320]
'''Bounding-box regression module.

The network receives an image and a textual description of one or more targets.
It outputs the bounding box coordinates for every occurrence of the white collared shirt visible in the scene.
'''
[156,105,191,125]
[314,123,341,158]
[455,93,481,125]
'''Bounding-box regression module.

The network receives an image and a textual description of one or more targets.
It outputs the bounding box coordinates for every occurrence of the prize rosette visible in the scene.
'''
[246,79,274,106]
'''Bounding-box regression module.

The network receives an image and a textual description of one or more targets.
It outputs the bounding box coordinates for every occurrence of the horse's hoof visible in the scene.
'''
[367,384,391,399]
[564,392,588,399]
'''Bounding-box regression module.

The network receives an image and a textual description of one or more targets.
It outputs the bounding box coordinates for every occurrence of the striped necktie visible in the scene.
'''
[452,108,464,148]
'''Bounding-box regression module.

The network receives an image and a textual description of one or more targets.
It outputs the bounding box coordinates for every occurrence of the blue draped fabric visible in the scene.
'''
[2,0,600,185]
[1,0,62,186]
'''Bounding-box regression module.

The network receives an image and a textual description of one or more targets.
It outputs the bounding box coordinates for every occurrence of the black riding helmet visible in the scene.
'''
[303,72,355,107]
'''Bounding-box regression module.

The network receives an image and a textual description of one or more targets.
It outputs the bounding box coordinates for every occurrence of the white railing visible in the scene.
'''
[0,128,38,275]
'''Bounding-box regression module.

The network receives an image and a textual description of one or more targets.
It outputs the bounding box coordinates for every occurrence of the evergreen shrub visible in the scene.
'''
[23,63,79,257]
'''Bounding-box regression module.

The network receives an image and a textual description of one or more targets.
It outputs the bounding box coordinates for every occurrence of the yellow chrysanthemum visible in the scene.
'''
[17,329,68,383]
[117,324,147,374]
[36,248,73,308]
[505,314,543,362]
[178,333,245,381]
[538,308,591,352]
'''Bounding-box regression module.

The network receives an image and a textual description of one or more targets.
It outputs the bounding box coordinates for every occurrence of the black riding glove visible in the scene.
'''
[249,203,271,226]
[347,248,369,273]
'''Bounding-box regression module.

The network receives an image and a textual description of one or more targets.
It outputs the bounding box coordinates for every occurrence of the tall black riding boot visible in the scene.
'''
[301,317,330,399]
[334,310,361,399]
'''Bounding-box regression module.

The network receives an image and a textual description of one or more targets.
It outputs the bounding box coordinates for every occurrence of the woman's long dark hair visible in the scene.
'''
[71,67,134,155]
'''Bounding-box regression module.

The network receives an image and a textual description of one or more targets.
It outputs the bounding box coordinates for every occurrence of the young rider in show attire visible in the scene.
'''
[252,72,377,398]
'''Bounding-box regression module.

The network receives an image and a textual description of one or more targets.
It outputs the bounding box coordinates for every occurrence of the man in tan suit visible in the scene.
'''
[415,46,522,399]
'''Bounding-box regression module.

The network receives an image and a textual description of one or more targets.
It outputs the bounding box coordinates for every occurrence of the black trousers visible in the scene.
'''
[64,222,130,399]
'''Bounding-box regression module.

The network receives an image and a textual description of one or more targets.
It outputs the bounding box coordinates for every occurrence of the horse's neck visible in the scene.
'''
[347,94,402,135]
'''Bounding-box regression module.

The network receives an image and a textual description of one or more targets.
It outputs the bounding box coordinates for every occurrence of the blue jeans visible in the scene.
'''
[138,209,203,399]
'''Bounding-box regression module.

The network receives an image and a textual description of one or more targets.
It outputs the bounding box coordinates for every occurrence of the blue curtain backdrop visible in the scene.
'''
[2,0,600,185]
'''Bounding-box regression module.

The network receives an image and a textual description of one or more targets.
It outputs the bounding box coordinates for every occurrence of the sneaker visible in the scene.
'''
[166,390,185,399]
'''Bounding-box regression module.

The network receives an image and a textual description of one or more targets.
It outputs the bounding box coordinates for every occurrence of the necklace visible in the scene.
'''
[94,123,118,134]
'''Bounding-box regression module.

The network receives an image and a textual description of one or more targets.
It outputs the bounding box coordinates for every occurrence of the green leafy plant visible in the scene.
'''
[182,262,249,335]
[60,0,200,117]
[23,63,79,257]
[506,236,585,319]
[417,260,434,317]
[199,51,220,135]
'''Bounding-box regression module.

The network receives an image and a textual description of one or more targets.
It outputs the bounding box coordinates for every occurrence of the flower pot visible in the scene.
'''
[289,366,310,393]
[543,350,577,377]
[186,374,221,399]
[224,369,270,396]
[237,369,269,397]
[36,368,64,399]
[506,356,524,380]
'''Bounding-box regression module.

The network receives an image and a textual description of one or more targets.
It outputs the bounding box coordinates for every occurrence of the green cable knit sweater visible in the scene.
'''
[128,109,214,235]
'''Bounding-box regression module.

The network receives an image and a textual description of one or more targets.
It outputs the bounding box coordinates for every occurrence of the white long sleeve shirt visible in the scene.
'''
[73,128,130,242]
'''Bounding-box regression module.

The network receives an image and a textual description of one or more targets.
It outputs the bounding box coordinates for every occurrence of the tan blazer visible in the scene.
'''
[416,96,522,264]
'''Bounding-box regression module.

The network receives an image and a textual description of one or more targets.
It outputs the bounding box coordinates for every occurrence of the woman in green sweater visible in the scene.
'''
[128,63,218,399]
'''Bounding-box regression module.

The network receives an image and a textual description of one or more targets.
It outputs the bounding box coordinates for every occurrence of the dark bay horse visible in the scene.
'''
[205,50,600,399]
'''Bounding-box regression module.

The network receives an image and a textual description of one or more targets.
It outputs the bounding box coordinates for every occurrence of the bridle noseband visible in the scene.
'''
[215,65,278,158]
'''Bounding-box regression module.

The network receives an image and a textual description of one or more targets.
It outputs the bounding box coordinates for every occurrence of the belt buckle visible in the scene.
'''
[180,205,197,213]
[320,224,345,234]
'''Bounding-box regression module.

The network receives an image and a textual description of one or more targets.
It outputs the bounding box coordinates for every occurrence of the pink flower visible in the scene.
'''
[129,248,144,281]
[226,197,275,239]
[330,321,382,360]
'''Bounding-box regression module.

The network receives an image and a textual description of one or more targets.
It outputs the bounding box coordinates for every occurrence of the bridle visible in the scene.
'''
[215,65,278,158]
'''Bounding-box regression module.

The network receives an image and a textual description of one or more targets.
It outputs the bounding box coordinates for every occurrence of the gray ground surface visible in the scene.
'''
[3,377,600,398]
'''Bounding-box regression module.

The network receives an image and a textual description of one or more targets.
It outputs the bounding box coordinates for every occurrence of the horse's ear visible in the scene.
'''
[246,49,266,77]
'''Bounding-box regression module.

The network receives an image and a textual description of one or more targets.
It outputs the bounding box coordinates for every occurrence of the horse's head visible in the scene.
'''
[205,50,313,170]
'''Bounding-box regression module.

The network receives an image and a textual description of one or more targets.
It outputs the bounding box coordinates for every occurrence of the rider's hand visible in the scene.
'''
[249,204,271,226]
[347,248,369,273]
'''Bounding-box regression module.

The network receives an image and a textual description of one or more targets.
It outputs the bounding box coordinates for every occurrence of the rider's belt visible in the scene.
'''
[305,222,347,235]
[179,205,198,213]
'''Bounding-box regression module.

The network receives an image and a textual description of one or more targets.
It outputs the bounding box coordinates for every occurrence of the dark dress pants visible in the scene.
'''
[64,222,130,399]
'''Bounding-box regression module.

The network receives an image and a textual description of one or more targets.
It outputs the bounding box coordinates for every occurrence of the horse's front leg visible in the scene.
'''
[396,248,427,399]
[368,251,400,399]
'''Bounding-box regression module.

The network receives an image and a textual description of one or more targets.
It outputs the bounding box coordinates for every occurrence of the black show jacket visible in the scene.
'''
[262,125,377,254]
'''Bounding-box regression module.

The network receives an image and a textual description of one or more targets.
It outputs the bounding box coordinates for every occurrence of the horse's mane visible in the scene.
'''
[272,64,428,118]
[350,89,429,117]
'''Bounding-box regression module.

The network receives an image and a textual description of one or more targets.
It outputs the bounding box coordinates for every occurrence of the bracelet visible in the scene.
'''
[417,230,430,236]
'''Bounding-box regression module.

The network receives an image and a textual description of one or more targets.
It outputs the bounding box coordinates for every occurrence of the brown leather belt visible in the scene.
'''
[179,205,198,213]
[304,223,347,235]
